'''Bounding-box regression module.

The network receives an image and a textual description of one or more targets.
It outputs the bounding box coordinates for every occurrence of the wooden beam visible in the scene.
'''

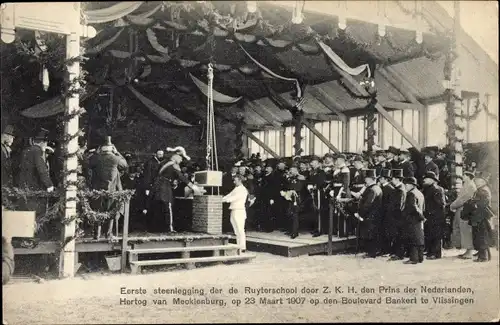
[244,129,280,158]
[303,119,341,153]
[308,87,348,122]
[379,67,425,109]
[279,127,286,156]
[246,102,281,127]
[302,113,341,121]
[329,67,421,149]
[251,100,284,122]
[419,105,428,147]
[293,113,303,156]
[342,119,349,152]
[382,101,421,111]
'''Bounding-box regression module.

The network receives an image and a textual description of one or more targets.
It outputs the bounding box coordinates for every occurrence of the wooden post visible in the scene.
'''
[59,25,80,278]
[342,119,349,152]
[121,198,130,272]
[293,111,303,156]
[279,127,286,156]
[446,1,464,185]
[419,105,428,147]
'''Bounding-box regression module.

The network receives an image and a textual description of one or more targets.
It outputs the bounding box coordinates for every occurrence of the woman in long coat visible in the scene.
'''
[450,172,476,258]
[468,175,494,262]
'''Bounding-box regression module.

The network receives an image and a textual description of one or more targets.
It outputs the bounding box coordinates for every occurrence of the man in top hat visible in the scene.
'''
[387,169,407,260]
[398,149,415,178]
[423,147,440,179]
[377,169,395,256]
[349,155,366,195]
[386,146,400,169]
[17,128,55,241]
[422,171,446,259]
[274,157,289,232]
[374,150,389,177]
[356,169,383,258]
[259,162,279,232]
[281,163,306,239]
[402,177,425,264]
[307,156,327,237]
[1,125,16,187]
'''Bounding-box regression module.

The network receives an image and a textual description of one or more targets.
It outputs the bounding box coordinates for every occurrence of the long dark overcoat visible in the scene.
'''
[385,182,406,239]
[358,183,383,240]
[469,186,494,250]
[402,188,426,245]
[423,183,446,240]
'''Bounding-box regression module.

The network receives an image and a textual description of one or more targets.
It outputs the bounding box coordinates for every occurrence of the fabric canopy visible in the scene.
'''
[317,40,371,78]
[21,87,98,118]
[84,2,143,24]
[189,73,242,104]
[127,85,192,127]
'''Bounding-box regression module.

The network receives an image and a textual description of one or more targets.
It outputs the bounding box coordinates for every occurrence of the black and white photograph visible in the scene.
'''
[1,1,499,323]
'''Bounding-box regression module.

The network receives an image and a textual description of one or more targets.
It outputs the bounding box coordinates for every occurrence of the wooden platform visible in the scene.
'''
[242,231,356,257]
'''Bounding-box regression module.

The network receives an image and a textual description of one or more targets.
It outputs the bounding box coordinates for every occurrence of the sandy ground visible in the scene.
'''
[3,248,499,324]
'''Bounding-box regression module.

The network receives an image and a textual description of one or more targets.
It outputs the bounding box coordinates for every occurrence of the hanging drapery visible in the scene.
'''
[128,3,162,20]
[189,73,242,104]
[84,2,143,24]
[21,86,99,118]
[127,85,192,126]
[316,40,372,78]
[237,43,303,98]
[146,28,169,55]
[85,28,125,55]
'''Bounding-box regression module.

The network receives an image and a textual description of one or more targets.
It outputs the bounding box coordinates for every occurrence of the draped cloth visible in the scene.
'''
[84,2,143,24]
[21,86,98,118]
[126,85,192,127]
[316,40,372,78]
[237,43,303,99]
[146,28,170,55]
[189,73,242,104]
[85,28,125,55]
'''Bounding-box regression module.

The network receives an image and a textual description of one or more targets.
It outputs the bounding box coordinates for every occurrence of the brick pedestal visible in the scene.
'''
[192,195,223,234]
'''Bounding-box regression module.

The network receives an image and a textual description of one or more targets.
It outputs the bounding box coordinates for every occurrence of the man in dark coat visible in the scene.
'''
[18,129,54,234]
[88,142,129,238]
[357,169,383,258]
[423,148,440,179]
[142,149,164,196]
[398,149,415,178]
[388,169,407,260]
[282,164,306,239]
[274,158,289,231]
[378,169,394,256]
[374,151,389,177]
[307,156,327,237]
[1,125,16,187]
[466,175,494,262]
[260,164,279,232]
[422,171,446,259]
[386,146,400,169]
[402,177,426,264]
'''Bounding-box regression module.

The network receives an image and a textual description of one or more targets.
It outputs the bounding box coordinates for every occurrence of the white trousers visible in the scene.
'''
[230,210,247,250]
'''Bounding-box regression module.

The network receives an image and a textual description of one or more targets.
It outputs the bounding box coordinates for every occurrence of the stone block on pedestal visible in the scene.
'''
[192,195,223,235]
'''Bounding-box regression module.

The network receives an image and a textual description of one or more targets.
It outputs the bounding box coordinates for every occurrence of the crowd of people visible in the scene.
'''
[1,124,497,263]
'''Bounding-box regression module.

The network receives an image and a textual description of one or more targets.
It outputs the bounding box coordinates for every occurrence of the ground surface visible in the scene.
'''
[3,248,499,324]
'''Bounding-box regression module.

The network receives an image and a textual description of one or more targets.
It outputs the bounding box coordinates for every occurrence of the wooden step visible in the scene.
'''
[128,244,240,255]
[129,253,256,274]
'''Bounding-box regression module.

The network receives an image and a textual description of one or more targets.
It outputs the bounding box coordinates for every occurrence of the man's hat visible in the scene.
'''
[387,146,400,155]
[474,171,491,183]
[404,177,418,186]
[323,153,335,160]
[2,125,15,136]
[336,154,347,160]
[392,169,404,179]
[423,171,439,182]
[423,146,439,158]
[33,128,49,141]
[463,171,475,179]
[364,169,377,179]
[375,150,385,156]
[399,149,409,155]
[380,169,392,178]
[310,155,320,162]
[352,155,364,162]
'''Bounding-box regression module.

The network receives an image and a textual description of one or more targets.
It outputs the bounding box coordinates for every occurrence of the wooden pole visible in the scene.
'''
[447,1,464,186]
[59,21,80,278]
[121,198,130,272]
[293,111,303,157]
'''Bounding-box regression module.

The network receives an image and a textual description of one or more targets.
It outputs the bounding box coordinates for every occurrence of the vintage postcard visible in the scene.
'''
[1,1,498,323]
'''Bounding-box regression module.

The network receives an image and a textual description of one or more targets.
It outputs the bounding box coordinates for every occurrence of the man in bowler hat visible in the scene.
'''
[402,177,425,264]
[422,171,446,259]
[388,169,407,260]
